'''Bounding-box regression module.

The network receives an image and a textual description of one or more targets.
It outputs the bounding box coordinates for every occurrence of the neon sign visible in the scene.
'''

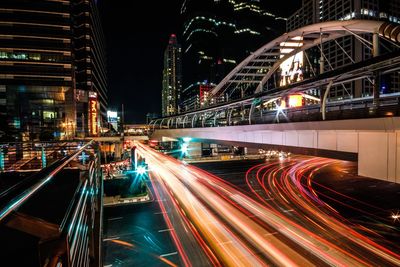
[88,92,98,136]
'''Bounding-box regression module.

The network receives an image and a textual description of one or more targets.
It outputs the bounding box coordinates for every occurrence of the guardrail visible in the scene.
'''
[0,141,93,222]
[0,141,81,172]
[0,140,103,267]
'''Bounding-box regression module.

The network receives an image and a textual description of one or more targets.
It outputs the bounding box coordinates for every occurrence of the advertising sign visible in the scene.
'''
[107,111,118,123]
[88,91,98,136]
[279,36,304,87]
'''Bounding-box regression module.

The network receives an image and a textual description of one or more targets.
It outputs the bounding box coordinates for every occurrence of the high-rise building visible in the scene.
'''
[180,0,287,111]
[72,0,108,137]
[0,0,107,140]
[287,0,400,99]
[162,34,182,117]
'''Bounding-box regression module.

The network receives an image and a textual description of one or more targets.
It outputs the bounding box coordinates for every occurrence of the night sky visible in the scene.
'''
[98,1,301,123]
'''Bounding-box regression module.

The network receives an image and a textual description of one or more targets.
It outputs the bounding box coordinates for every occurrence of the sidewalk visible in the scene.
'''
[104,184,153,207]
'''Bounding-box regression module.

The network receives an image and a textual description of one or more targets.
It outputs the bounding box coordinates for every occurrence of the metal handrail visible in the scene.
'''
[0,140,94,223]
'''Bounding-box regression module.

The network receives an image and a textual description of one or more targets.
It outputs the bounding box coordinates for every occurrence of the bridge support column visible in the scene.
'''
[358,131,400,183]
[114,143,122,160]
[185,142,202,158]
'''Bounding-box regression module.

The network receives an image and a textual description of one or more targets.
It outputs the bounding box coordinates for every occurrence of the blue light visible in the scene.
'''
[183,137,192,143]
[0,147,4,171]
[181,143,189,154]
[136,165,147,175]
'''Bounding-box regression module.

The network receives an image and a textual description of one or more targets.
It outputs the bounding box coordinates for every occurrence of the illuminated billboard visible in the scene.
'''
[88,92,98,136]
[107,111,118,123]
[288,94,303,108]
[279,37,303,87]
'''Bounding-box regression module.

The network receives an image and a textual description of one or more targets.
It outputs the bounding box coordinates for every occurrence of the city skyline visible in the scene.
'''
[98,0,302,122]
[1,1,400,266]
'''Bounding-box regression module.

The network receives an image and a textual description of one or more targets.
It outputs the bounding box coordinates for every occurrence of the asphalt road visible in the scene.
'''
[136,143,400,266]
[103,181,182,267]
[194,156,400,261]
[105,144,400,266]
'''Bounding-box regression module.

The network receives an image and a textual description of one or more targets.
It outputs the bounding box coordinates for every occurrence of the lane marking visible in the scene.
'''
[154,211,168,215]
[218,240,233,246]
[108,217,123,221]
[103,237,120,241]
[158,228,174,233]
[283,209,294,213]
[264,232,278,236]
[104,265,113,267]
[160,251,178,258]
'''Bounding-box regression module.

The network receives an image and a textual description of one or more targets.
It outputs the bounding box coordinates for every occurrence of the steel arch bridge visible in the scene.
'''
[151,20,400,130]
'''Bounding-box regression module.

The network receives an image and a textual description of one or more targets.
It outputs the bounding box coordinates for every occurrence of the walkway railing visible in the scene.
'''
[0,140,103,267]
[151,93,400,129]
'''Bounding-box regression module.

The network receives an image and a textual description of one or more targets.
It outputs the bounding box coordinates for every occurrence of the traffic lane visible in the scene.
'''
[241,158,400,265]
[312,162,400,252]
[147,158,269,266]
[138,143,312,266]
[103,185,181,267]
[159,152,345,266]
[188,163,374,266]
[194,158,400,264]
[192,159,264,192]
[149,172,214,266]
[142,144,398,265]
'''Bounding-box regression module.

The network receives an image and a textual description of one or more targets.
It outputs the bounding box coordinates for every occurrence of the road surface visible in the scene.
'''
[135,142,400,266]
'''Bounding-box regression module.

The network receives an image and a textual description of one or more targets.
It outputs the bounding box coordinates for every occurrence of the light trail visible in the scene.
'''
[245,157,400,266]
[136,142,400,266]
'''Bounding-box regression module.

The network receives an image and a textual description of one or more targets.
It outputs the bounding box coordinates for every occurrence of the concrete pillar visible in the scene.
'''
[114,142,122,160]
[358,131,400,183]
[187,142,202,158]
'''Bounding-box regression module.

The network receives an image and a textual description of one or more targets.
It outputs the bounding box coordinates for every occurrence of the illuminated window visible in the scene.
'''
[43,111,56,120]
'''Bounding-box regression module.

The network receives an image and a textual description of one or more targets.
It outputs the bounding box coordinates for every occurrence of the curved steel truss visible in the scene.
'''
[211,20,395,99]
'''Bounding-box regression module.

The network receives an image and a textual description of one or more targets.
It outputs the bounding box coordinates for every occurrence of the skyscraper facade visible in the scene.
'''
[287,0,400,100]
[180,0,287,111]
[0,0,107,140]
[162,34,182,117]
[72,0,108,137]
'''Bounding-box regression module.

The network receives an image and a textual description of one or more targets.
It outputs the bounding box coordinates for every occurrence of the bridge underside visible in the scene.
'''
[151,117,400,183]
